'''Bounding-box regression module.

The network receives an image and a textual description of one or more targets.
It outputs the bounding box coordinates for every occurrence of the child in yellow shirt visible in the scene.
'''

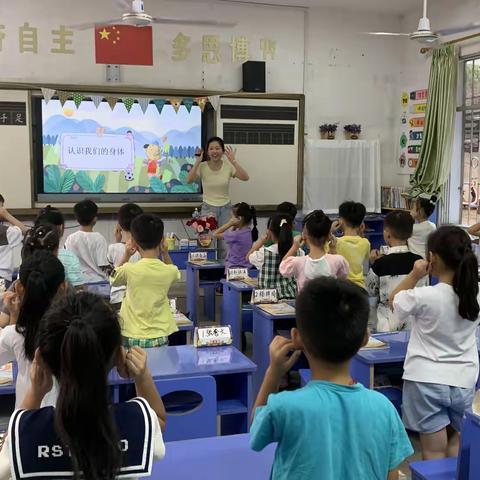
[110,214,180,348]
[335,201,371,289]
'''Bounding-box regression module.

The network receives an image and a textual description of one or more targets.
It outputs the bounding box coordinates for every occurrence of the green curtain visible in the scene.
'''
[410,45,458,197]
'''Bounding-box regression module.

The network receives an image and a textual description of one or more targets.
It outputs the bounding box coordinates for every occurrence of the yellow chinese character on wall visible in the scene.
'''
[51,25,74,54]
[0,25,5,52]
[230,36,249,62]
[260,38,276,60]
[202,35,220,64]
[19,22,38,54]
[172,33,191,61]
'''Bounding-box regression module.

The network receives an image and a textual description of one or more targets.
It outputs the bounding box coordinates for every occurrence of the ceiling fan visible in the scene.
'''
[69,0,237,30]
[364,0,480,46]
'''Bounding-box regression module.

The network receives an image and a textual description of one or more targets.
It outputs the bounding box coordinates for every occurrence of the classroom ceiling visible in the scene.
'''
[215,0,439,15]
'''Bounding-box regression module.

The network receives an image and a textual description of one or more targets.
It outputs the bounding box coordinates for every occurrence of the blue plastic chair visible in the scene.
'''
[410,412,480,480]
[154,375,217,442]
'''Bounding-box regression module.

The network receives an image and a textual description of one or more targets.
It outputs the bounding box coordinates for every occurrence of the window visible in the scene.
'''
[461,58,480,226]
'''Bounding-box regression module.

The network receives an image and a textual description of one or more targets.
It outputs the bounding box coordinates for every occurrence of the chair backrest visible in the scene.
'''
[456,412,480,480]
[154,375,217,442]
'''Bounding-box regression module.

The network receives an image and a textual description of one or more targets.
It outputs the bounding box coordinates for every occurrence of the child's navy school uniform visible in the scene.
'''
[0,397,164,480]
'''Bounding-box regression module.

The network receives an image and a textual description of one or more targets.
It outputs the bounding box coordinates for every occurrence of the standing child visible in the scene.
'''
[250,277,413,479]
[0,250,64,408]
[391,226,479,460]
[0,291,166,479]
[335,201,371,288]
[214,202,258,271]
[408,195,437,258]
[280,210,349,292]
[367,211,426,332]
[248,214,303,299]
[110,214,180,348]
[64,200,109,282]
[0,204,29,289]
[107,203,143,309]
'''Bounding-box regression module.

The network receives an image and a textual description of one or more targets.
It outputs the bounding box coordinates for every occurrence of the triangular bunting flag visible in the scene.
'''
[122,97,135,113]
[138,97,151,114]
[153,99,166,115]
[169,98,182,114]
[105,96,118,111]
[72,92,84,109]
[195,97,208,113]
[183,97,194,113]
[90,95,104,108]
[57,91,71,107]
[41,88,56,104]
[208,95,220,111]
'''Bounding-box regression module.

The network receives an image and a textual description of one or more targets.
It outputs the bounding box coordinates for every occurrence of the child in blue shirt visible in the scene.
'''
[250,277,413,480]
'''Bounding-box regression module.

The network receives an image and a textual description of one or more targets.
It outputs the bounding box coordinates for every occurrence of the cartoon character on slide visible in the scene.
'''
[144,142,162,178]
[162,135,170,160]
[124,131,135,181]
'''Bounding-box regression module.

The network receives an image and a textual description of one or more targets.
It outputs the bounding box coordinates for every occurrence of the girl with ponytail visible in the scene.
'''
[390,226,480,460]
[0,291,166,480]
[214,202,259,272]
[0,250,65,408]
[247,214,304,299]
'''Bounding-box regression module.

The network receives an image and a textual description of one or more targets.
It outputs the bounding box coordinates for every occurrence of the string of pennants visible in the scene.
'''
[41,87,219,114]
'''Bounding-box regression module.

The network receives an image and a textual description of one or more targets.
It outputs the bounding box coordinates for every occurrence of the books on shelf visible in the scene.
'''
[257,302,295,316]
[381,186,412,210]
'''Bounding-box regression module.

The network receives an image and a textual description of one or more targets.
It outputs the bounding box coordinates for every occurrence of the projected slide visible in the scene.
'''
[41,100,202,194]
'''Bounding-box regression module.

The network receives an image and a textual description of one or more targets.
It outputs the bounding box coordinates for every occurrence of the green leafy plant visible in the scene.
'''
[75,171,106,193]
[44,165,76,193]
[150,177,167,193]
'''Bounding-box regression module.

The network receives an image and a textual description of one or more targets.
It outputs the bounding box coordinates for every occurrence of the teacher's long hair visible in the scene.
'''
[202,136,225,162]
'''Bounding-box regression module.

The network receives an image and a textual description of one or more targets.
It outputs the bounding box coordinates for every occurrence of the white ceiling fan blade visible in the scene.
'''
[363,32,410,36]
[437,23,480,36]
[68,19,123,30]
[152,17,237,27]
[113,0,132,11]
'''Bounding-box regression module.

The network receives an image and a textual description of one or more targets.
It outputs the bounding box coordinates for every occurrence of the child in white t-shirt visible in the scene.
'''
[0,203,30,287]
[408,195,437,258]
[64,200,109,282]
[108,203,143,308]
[391,226,480,461]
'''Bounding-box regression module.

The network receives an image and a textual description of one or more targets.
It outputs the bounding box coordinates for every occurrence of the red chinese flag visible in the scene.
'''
[95,25,153,66]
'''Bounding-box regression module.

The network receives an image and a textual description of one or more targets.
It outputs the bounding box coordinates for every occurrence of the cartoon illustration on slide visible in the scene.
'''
[41,99,202,194]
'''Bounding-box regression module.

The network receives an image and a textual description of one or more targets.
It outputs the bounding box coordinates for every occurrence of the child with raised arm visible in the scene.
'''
[110,214,180,348]
[280,210,349,292]
[250,277,413,480]
[390,226,480,460]
[0,291,166,480]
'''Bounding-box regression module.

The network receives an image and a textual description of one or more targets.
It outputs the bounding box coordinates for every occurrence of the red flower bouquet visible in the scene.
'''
[186,215,218,234]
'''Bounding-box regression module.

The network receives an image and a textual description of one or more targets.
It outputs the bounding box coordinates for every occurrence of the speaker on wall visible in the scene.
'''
[242,61,266,93]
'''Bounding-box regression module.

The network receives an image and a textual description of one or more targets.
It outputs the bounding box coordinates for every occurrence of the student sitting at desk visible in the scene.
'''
[247,214,303,300]
[391,226,480,461]
[280,210,349,292]
[213,202,258,272]
[0,291,166,480]
[250,277,413,480]
[110,214,180,348]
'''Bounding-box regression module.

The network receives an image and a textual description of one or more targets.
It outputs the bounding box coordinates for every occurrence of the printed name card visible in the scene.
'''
[194,325,233,347]
[0,279,5,294]
[188,251,208,263]
[251,289,278,304]
[169,298,177,314]
[227,268,249,281]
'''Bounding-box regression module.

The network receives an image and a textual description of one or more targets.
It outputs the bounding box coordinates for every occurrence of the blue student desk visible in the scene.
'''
[221,280,255,350]
[169,248,217,270]
[110,345,256,435]
[186,261,225,325]
[150,434,275,480]
[252,303,296,396]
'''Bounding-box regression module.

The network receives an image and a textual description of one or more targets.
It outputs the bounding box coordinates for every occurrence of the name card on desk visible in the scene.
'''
[227,268,249,281]
[0,279,5,294]
[251,289,278,305]
[194,326,233,347]
[188,251,208,263]
[196,347,232,365]
[169,298,177,313]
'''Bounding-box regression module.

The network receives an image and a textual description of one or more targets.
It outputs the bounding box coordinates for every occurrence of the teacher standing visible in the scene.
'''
[187,136,250,258]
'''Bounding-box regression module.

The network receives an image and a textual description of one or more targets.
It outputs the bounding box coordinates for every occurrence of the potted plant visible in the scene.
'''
[344,124,362,140]
[186,214,218,247]
[319,123,338,140]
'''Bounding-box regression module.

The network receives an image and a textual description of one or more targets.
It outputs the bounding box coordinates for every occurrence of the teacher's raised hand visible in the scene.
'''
[226,145,249,181]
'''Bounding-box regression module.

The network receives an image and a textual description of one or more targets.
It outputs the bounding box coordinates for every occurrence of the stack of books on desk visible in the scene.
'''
[257,303,296,316]
[361,337,389,350]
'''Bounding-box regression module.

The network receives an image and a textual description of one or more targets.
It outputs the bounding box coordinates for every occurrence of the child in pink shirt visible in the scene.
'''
[280,210,349,292]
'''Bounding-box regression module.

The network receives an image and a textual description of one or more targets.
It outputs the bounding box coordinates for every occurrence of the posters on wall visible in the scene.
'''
[398,88,428,175]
